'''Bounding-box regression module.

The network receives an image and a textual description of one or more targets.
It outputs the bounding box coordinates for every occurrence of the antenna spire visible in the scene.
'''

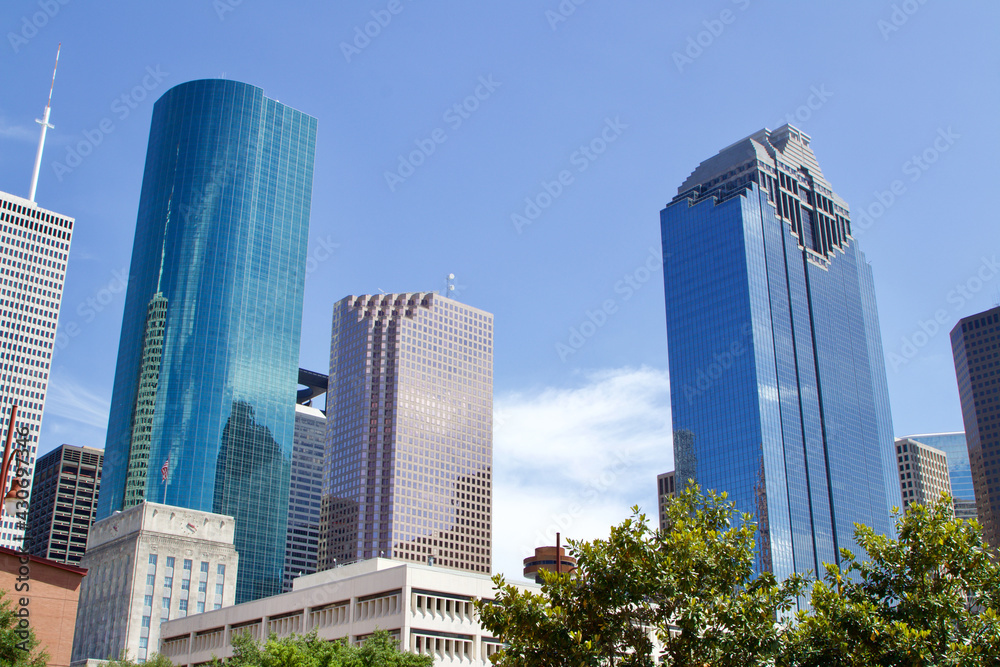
[442,273,456,298]
[28,43,60,203]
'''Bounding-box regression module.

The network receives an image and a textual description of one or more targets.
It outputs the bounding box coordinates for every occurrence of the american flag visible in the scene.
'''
[161,457,169,482]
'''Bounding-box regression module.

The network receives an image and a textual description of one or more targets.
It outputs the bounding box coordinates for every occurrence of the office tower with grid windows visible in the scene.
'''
[898,432,976,520]
[660,124,900,588]
[319,293,493,574]
[71,501,238,664]
[893,437,952,509]
[96,79,317,603]
[951,306,1000,549]
[26,444,103,565]
[0,190,74,550]
[656,471,675,531]
[284,402,325,591]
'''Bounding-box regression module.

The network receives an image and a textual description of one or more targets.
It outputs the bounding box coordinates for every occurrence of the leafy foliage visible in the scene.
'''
[476,484,805,667]
[0,589,47,667]
[105,651,174,666]
[478,489,1000,666]
[215,628,433,667]
[782,495,1000,666]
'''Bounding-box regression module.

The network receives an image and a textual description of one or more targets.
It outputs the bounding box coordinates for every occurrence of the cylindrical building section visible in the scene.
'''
[523,545,577,583]
[98,79,317,603]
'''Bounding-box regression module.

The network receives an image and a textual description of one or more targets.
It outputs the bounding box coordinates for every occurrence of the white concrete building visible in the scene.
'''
[160,557,537,666]
[0,190,75,549]
[71,502,238,663]
[284,403,325,591]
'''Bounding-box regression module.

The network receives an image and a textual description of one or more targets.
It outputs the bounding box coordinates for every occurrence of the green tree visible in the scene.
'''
[105,651,174,666]
[782,495,1000,666]
[476,485,805,667]
[216,628,432,667]
[0,589,47,667]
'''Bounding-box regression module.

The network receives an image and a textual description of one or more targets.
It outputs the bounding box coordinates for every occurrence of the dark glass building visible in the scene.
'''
[660,125,900,586]
[26,444,103,565]
[951,307,1000,550]
[97,79,317,602]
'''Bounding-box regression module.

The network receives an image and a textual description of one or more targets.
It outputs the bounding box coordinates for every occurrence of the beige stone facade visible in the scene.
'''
[70,502,238,663]
[895,437,953,509]
[160,557,536,666]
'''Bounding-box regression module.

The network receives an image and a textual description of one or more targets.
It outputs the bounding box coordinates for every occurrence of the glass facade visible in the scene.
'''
[661,125,900,587]
[900,432,975,520]
[951,307,1000,550]
[97,79,317,603]
[283,403,325,591]
[319,293,493,574]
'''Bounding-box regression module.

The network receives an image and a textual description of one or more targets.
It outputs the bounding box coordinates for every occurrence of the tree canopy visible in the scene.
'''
[477,485,806,667]
[214,628,433,667]
[782,497,1000,666]
[477,488,1000,666]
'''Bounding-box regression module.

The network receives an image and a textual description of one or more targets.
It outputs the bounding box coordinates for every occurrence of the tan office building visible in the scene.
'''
[320,293,494,575]
[895,437,952,509]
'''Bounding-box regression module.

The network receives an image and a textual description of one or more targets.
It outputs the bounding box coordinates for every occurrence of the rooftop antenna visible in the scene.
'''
[29,43,60,203]
[441,273,455,299]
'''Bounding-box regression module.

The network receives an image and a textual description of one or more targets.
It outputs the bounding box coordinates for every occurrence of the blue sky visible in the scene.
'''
[1,1,998,579]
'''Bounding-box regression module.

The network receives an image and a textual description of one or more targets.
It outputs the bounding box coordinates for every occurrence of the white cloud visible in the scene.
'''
[0,118,36,142]
[491,366,673,581]
[43,374,110,429]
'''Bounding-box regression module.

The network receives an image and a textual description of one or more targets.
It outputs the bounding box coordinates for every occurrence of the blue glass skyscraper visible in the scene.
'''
[661,125,900,586]
[97,79,317,603]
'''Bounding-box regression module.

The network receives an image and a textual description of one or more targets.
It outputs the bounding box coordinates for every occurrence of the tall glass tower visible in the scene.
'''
[660,125,900,586]
[97,79,317,603]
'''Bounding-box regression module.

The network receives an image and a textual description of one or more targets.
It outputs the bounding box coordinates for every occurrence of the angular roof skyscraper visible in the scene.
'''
[660,125,900,587]
[97,79,317,603]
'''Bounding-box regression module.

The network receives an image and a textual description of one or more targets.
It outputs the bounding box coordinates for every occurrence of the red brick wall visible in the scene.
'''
[1,549,85,667]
